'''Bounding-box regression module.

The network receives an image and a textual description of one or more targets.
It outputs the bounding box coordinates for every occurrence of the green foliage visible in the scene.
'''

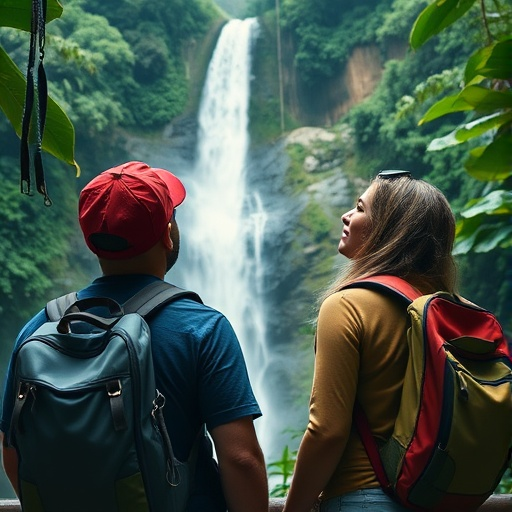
[1,0,63,31]
[268,445,297,497]
[62,0,220,130]
[285,144,316,192]
[0,0,78,173]
[48,34,97,74]
[410,0,477,49]
[0,154,83,339]
[347,56,449,175]
[410,0,512,255]
[395,68,463,119]
[281,0,391,85]
[130,66,189,129]
[249,10,300,141]
[376,0,427,44]
[71,91,126,135]
[300,201,332,243]
[84,0,218,50]
[496,468,512,494]
[454,190,512,254]
[245,0,275,17]
[129,33,170,84]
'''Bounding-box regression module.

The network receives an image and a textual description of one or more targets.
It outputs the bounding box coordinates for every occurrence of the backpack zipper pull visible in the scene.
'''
[449,359,469,401]
[455,370,469,401]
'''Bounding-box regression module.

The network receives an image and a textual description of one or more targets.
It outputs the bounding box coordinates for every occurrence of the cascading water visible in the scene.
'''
[180,18,274,455]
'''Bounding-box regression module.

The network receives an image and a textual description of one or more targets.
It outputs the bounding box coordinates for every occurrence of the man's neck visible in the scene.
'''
[99,252,166,280]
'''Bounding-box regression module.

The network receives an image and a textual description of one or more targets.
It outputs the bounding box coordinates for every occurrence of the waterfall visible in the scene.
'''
[180,18,274,454]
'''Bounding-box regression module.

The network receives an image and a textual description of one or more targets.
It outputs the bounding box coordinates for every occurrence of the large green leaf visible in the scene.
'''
[465,39,512,83]
[427,112,511,150]
[410,0,477,50]
[465,133,512,180]
[453,215,482,254]
[472,225,512,252]
[419,94,473,125]
[461,190,512,218]
[420,86,512,124]
[454,112,512,143]
[0,0,63,31]
[0,46,79,173]
[459,85,512,111]
[454,216,512,254]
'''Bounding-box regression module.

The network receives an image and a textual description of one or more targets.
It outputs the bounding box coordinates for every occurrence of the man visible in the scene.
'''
[0,161,268,511]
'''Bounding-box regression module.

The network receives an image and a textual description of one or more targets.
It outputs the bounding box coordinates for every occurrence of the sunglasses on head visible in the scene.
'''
[377,170,412,179]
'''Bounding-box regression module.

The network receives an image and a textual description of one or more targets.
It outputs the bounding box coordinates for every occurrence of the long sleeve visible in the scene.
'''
[284,288,409,511]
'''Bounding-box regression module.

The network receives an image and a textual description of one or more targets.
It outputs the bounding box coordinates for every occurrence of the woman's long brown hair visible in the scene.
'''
[321,175,457,302]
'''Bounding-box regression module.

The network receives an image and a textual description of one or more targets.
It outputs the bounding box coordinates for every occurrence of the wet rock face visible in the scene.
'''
[246,127,355,349]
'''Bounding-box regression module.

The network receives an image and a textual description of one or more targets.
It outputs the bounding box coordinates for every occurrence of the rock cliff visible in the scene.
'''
[279,30,406,126]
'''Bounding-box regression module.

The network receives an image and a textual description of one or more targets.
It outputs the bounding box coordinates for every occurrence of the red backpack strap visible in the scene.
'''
[353,402,394,496]
[344,275,422,303]
[347,276,421,499]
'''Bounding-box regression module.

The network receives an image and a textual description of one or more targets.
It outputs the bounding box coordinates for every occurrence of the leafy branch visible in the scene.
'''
[409,0,511,254]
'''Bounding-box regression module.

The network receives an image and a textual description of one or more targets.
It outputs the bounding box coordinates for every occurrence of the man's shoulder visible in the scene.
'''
[152,297,231,338]
[15,309,48,346]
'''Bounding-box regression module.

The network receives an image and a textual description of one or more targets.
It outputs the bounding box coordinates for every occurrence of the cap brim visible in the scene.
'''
[151,168,186,208]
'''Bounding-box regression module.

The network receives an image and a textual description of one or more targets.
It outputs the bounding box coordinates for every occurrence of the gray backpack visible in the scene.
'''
[8,281,203,512]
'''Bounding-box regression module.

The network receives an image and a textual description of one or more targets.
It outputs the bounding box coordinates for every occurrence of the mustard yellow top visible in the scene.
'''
[310,287,409,500]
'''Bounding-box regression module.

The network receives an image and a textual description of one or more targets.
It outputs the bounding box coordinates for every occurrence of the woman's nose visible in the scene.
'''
[342,209,353,224]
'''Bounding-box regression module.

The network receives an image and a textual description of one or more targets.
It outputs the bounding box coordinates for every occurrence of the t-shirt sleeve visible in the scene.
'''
[308,292,364,448]
[0,309,47,433]
[197,314,262,431]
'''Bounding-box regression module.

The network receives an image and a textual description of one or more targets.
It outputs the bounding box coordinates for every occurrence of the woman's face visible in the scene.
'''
[338,184,374,259]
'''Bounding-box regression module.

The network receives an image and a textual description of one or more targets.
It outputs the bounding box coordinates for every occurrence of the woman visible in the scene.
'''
[282,170,457,512]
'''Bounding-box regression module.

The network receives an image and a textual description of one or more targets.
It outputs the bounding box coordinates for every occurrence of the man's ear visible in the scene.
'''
[162,222,173,251]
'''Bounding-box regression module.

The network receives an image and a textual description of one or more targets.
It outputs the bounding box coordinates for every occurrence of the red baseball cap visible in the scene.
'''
[78,161,186,260]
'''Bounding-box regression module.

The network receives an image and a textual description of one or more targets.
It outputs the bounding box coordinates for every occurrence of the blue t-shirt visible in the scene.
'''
[1,274,261,511]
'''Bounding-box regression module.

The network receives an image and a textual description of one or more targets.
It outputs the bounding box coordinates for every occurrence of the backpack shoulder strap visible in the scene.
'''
[353,402,394,496]
[347,275,422,497]
[45,281,202,321]
[46,292,79,322]
[123,280,203,317]
[343,275,422,304]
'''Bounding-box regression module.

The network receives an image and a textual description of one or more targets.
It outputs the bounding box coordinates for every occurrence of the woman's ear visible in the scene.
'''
[162,222,173,251]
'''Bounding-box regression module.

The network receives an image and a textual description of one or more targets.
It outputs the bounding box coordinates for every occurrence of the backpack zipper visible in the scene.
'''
[449,359,512,395]
[15,335,108,359]
[9,378,129,442]
[116,325,157,503]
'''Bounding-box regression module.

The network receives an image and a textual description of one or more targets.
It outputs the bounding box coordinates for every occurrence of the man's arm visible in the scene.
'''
[210,416,268,512]
[0,432,19,496]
